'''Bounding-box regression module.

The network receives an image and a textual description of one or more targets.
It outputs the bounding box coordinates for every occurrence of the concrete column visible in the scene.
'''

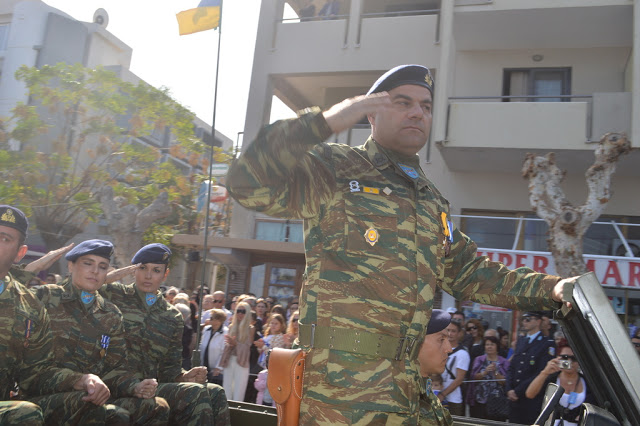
[632,0,640,147]
[432,0,455,144]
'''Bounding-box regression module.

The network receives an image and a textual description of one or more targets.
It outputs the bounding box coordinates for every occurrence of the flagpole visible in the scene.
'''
[193,0,225,369]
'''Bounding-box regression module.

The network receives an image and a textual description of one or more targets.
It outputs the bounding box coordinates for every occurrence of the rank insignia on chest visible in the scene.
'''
[349,180,360,192]
[364,227,379,246]
[100,335,110,358]
[363,186,379,195]
[530,359,535,365]
[24,319,33,348]
[81,291,95,305]
[146,293,157,306]
[398,163,419,179]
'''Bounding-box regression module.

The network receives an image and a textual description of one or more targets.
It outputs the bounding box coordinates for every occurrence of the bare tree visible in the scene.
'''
[522,133,631,277]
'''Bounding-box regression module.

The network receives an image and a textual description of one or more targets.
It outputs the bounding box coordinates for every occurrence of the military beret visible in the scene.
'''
[522,311,543,319]
[367,64,434,96]
[426,309,451,335]
[0,205,28,236]
[131,243,171,265]
[65,239,114,262]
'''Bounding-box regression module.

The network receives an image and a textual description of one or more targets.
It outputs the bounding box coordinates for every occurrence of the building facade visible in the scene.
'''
[175,0,640,332]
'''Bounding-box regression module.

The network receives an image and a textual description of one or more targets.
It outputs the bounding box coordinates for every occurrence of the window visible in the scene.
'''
[503,68,571,102]
[0,25,9,51]
[255,220,303,243]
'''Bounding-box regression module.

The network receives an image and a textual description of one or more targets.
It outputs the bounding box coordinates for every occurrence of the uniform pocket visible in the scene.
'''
[344,193,398,260]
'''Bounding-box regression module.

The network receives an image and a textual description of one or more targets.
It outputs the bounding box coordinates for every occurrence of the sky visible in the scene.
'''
[44,0,295,143]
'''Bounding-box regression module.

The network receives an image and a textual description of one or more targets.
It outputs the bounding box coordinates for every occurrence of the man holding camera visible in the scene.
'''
[506,311,555,424]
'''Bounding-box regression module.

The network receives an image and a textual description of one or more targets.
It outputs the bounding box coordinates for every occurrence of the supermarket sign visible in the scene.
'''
[477,248,640,289]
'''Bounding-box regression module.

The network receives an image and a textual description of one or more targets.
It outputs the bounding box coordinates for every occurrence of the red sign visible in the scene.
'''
[476,248,640,289]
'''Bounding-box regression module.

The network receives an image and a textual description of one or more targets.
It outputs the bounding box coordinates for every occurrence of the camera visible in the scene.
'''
[559,359,572,370]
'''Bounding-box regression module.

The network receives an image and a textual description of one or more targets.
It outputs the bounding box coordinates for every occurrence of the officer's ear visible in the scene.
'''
[163,267,170,279]
[14,244,28,263]
[367,113,375,126]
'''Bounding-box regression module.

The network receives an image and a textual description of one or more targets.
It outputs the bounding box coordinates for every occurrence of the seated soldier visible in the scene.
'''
[32,240,169,424]
[0,206,116,425]
[102,244,230,425]
[417,309,454,426]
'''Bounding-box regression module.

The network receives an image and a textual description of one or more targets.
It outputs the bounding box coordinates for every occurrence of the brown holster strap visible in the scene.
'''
[298,323,420,361]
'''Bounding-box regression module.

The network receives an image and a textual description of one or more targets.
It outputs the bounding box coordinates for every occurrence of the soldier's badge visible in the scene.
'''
[398,163,419,179]
[349,180,361,192]
[530,359,535,365]
[383,187,392,195]
[364,227,379,246]
[0,281,5,295]
[146,293,158,306]
[363,186,379,195]
[81,291,95,305]
[548,347,555,356]
[100,335,110,358]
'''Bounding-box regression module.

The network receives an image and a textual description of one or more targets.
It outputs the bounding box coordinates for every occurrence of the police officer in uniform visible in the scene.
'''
[506,311,555,424]
[227,65,574,424]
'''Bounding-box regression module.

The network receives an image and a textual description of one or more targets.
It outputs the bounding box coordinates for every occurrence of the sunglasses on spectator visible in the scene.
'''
[522,317,539,322]
[467,326,477,331]
[559,354,577,361]
[292,318,299,323]
[213,299,224,303]
[236,309,246,314]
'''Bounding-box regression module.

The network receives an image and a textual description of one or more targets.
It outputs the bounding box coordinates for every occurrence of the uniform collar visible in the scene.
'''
[61,279,106,311]
[363,138,431,190]
[527,330,541,343]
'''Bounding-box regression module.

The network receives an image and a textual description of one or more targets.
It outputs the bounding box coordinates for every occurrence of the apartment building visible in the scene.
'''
[0,0,232,286]
[174,0,640,330]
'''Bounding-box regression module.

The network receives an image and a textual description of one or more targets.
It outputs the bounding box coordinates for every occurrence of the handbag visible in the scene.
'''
[266,348,307,426]
[486,386,510,420]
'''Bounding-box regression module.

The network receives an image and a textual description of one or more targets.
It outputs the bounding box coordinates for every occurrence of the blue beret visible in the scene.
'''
[0,205,28,236]
[426,309,451,335]
[367,64,434,96]
[131,243,171,265]
[65,239,114,262]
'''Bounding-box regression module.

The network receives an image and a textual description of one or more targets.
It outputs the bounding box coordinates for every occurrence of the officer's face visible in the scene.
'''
[418,329,453,377]
[135,263,169,293]
[521,316,541,332]
[68,255,109,292]
[369,85,432,157]
[0,225,27,278]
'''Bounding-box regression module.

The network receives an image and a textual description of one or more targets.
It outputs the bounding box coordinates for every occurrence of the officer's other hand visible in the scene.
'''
[507,389,518,402]
[76,374,111,405]
[552,277,579,308]
[106,264,140,284]
[24,243,74,273]
[323,92,391,135]
[133,378,158,399]
[182,366,207,384]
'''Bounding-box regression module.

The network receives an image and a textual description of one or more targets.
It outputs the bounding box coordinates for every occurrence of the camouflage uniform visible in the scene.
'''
[227,108,561,424]
[0,274,107,425]
[0,401,43,425]
[33,279,169,425]
[101,282,230,426]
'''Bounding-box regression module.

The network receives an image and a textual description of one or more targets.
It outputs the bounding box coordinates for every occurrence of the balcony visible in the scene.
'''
[439,92,638,176]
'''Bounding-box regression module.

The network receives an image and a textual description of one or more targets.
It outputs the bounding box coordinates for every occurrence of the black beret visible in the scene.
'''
[522,311,543,319]
[131,243,171,265]
[367,64,434,96]
[0,205,28,237]
[426,309,451,335]
[65,239,114,262]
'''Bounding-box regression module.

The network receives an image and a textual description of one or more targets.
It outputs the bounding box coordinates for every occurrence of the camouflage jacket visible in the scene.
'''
[227,108,561,414]
[0,274,82,399]
[100,283,185,383]
[33,280,139,398]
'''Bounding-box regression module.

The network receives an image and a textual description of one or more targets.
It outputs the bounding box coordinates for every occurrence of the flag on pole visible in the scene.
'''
[177,0,221,36]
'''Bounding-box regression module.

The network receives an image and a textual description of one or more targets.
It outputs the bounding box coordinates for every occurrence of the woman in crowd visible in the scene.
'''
[200,308,229,386]
[466,319,486,367]
[284,310,300,347]
[255,298,269,329]
[256,313,289,362]
[467,336,510,420]
[526,342,595,426]
[220,301,254,401]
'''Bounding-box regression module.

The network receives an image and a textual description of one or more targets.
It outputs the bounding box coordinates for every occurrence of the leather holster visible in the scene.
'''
[267,347,307,426]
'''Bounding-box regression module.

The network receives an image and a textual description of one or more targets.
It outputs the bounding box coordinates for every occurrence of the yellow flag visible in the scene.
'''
[177,0,221,35]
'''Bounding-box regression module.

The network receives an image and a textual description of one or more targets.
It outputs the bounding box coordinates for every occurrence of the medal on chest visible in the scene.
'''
[440,212,453,256]
[24,319,33,348]
[100,334,110,358]
[364,227,379,246]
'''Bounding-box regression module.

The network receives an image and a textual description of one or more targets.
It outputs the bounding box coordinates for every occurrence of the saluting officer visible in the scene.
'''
[506,311,556,425]
[227,64,575,424]
[32,239,170,424]
[101,244,230,426]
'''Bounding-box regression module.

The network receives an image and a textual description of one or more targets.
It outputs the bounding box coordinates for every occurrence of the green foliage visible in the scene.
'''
[0,63,229,250]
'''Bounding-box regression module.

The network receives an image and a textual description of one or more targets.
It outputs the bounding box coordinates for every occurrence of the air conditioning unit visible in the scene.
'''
[611,239,640,257]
